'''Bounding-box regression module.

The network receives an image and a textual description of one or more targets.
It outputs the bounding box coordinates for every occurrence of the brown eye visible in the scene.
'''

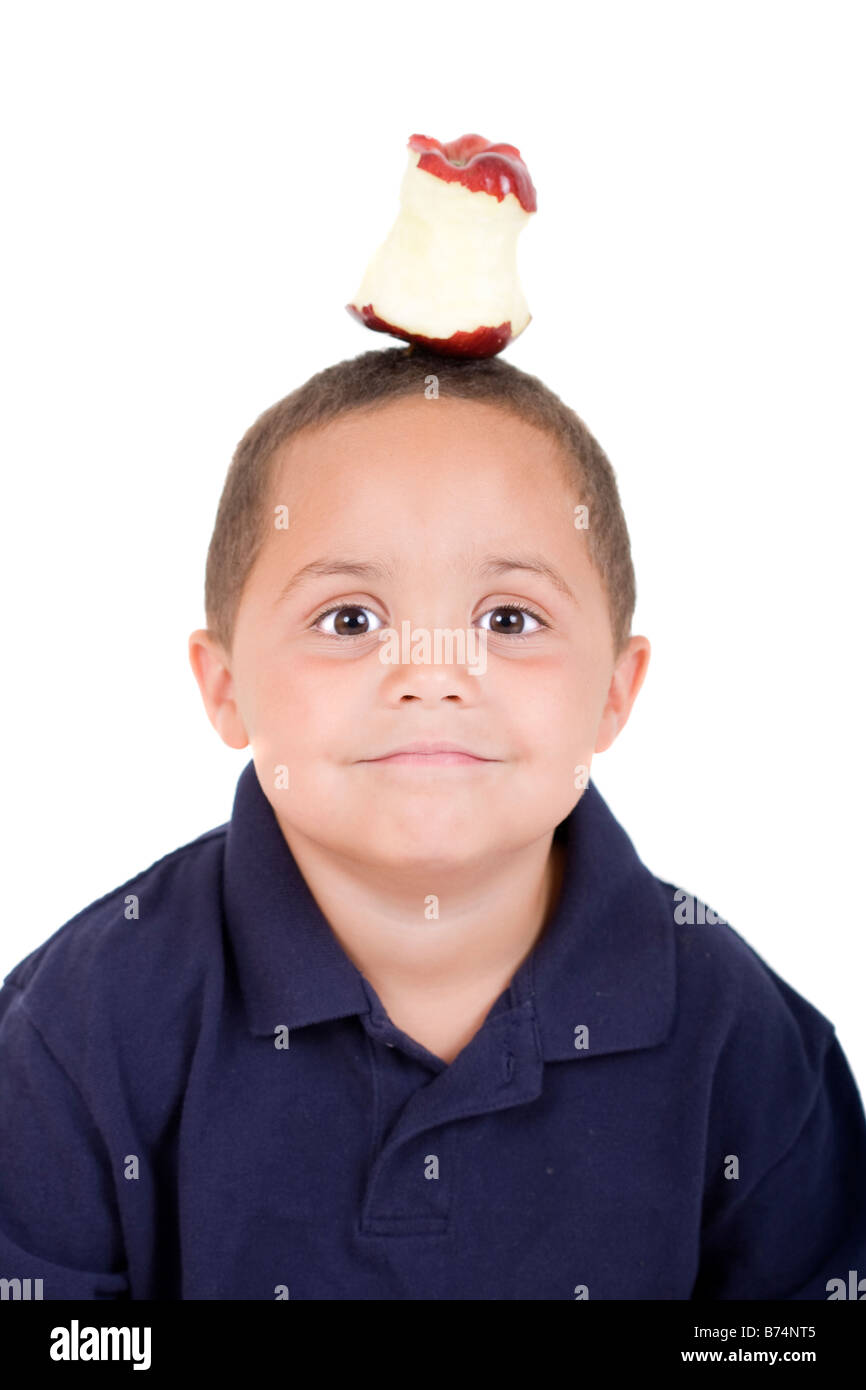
[477,604,544,637]
[313,605,384,638]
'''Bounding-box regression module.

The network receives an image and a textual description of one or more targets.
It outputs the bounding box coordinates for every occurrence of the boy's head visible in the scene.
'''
[189,346,649,869]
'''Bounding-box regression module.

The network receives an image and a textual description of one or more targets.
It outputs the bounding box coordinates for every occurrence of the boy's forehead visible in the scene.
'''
[269,394,571,499]
[287,392,558,452]
[244,394,604,625]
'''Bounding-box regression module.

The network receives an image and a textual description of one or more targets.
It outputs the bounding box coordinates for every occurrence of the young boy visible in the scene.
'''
[1,346,864,1300]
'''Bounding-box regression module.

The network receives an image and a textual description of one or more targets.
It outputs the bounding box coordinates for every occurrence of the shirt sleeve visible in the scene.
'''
[692,1027,866,1299]
[0,981,130,1299]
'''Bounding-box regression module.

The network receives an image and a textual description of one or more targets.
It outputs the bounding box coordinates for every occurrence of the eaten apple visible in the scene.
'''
[346,133,537,358]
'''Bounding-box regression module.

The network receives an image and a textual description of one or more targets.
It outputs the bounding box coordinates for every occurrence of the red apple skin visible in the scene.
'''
[408,133,537,213]
[345,303,525,359]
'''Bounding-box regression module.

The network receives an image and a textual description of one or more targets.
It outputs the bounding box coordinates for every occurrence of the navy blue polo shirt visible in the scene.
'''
[2,757,865,1300]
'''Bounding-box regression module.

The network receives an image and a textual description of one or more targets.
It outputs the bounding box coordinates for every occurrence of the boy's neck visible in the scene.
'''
[275,820,567,1009]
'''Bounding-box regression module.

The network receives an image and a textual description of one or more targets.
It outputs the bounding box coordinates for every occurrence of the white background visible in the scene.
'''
[2,2,864,1084]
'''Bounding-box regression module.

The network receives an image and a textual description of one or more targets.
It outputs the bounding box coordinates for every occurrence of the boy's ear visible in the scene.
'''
[187,629,250,751]
[594,636,651,755]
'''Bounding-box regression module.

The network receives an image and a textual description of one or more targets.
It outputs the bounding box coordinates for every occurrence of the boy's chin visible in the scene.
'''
[342,809,531,867]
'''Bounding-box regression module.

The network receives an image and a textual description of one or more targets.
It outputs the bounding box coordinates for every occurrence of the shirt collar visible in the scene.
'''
[222,758,676,1061]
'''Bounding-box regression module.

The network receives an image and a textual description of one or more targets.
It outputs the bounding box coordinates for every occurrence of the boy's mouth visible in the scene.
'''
[359,740,498,766]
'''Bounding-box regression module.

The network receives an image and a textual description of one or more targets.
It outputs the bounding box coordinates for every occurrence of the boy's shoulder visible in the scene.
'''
[0,820,230,1074]
[655,872,835,1053]
[648,873,842,1161]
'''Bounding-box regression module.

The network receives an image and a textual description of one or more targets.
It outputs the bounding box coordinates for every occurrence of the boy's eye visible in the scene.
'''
[313,605,385,638]
[311,602,546,639]
[477,604,545,637]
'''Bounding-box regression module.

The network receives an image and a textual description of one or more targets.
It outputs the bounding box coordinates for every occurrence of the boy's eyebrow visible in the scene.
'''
[274,554,578,605]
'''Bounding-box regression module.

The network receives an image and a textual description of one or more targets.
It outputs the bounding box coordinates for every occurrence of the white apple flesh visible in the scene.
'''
[347,139,536,358]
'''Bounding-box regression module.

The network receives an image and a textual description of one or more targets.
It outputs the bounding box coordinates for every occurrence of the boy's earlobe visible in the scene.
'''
[187,629,250,751]
[594,636,651,754]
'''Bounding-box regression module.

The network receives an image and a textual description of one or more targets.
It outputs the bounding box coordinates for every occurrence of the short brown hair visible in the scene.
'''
[204,345,637,659]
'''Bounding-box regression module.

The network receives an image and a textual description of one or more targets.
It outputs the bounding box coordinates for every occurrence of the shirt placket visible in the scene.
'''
[357,980,544,1238]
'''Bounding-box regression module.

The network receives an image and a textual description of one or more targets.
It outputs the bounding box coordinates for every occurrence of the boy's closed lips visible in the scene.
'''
[358,739,500,767]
